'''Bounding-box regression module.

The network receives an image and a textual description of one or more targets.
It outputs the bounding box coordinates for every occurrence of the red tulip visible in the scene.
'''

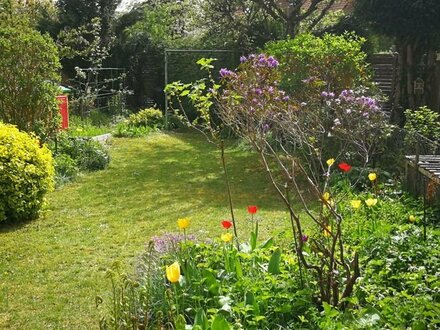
[221,220,233,229]
[338,162,352,173]
[247,205,258,214]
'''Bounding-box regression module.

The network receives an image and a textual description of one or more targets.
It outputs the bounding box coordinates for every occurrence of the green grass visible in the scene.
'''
[0,132,297,329]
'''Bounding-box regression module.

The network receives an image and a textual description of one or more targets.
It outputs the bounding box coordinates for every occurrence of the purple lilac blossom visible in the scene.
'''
[219,68,235,78]
[240,55,247,63]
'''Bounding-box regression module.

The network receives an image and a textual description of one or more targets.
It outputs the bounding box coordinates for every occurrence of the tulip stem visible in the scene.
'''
[173,284,179,316]
[220,140,239,249]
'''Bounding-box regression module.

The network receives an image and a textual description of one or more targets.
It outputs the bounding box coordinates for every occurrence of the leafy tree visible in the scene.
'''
[250,0,340,37]
[56,0,121,79]
[354,0,440,121]
[0,24,61,139]
[199,0,284,50]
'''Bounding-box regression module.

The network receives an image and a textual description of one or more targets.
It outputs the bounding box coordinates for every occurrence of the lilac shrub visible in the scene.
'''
[166,53,389,309]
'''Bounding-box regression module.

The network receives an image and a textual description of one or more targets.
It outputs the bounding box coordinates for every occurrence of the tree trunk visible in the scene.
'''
[407,42,416,110]
[392,40,405,125]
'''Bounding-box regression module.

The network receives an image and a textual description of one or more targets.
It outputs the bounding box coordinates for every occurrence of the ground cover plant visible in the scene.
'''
[0,132,291,329]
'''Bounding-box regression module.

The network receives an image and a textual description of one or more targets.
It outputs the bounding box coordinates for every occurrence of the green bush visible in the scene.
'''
[264,33,370,98]
[404,106,440,141]
[54,153,79,186]
[113,121,157,138]
[0,24,61,140]
[127,108,163,128]
[0,123,54,222]
[57,135,110,171]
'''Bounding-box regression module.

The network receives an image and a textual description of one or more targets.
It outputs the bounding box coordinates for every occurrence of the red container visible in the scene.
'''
[56,95,69,130]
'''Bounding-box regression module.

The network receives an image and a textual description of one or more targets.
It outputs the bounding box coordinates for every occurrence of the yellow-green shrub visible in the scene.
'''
[0,123,54,222]
[127,108,163,128]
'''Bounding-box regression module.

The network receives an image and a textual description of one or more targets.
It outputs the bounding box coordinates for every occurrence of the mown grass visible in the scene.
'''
[0,132,300,329]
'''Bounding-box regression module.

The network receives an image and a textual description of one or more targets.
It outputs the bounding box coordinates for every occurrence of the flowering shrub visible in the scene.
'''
[166,50,391,309]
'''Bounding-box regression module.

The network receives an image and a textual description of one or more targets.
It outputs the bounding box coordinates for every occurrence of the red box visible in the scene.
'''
[56,95,69,130]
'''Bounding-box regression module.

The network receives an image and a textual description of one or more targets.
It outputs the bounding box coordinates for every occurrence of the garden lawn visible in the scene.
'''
[0,132,296,329]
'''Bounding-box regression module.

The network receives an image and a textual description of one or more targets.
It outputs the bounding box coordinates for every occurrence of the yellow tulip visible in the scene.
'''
[166,262,180,283]
[326,158,335,166]
[323,225,332,237]
[221,232,233,243]
[177,218,190,230]
[409,215,417,223]
[350,200,362,209]
[322,192,330,202]
[365,198,378,207]
[368,172,377,181]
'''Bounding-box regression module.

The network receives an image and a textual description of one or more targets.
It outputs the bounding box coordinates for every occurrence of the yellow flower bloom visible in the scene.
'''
[368,172,377,181]
[326,158,335,166]
[365,198,378,207]
[166,262,180,283]
[350,200,362,209]
[177,218,190,230]
[409,215,417,223]
[323,225,332,237]
[221,232,233,243]
[322,192,330,202]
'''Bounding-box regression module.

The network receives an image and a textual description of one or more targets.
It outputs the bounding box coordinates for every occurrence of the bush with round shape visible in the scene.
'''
[0,123,54,222]
[127,108,163,128]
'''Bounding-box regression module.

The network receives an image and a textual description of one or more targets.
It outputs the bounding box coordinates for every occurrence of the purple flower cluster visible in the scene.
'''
[337,90,380,112]
[151,233,195,254]
[240,54,279,68]
[321,91,335,99]
[219,68,236,78]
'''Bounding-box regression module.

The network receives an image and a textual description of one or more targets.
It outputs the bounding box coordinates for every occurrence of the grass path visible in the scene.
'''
[0,132,293,329]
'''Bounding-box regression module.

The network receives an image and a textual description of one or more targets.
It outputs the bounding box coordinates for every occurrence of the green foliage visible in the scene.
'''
[57,17,109,68]
[54,153,79,186]
[356,225,440,328]
[0,123,54,222]
[52,133,110,181]
[354,0,440,40]
[127,108,163,128]
[68,115,111,137]
[265,33,370,97]
[0,24,61,140]
[112,108,163,138]
[113,122,157,138]
[101,233,315,329]
[404,106,440,141]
